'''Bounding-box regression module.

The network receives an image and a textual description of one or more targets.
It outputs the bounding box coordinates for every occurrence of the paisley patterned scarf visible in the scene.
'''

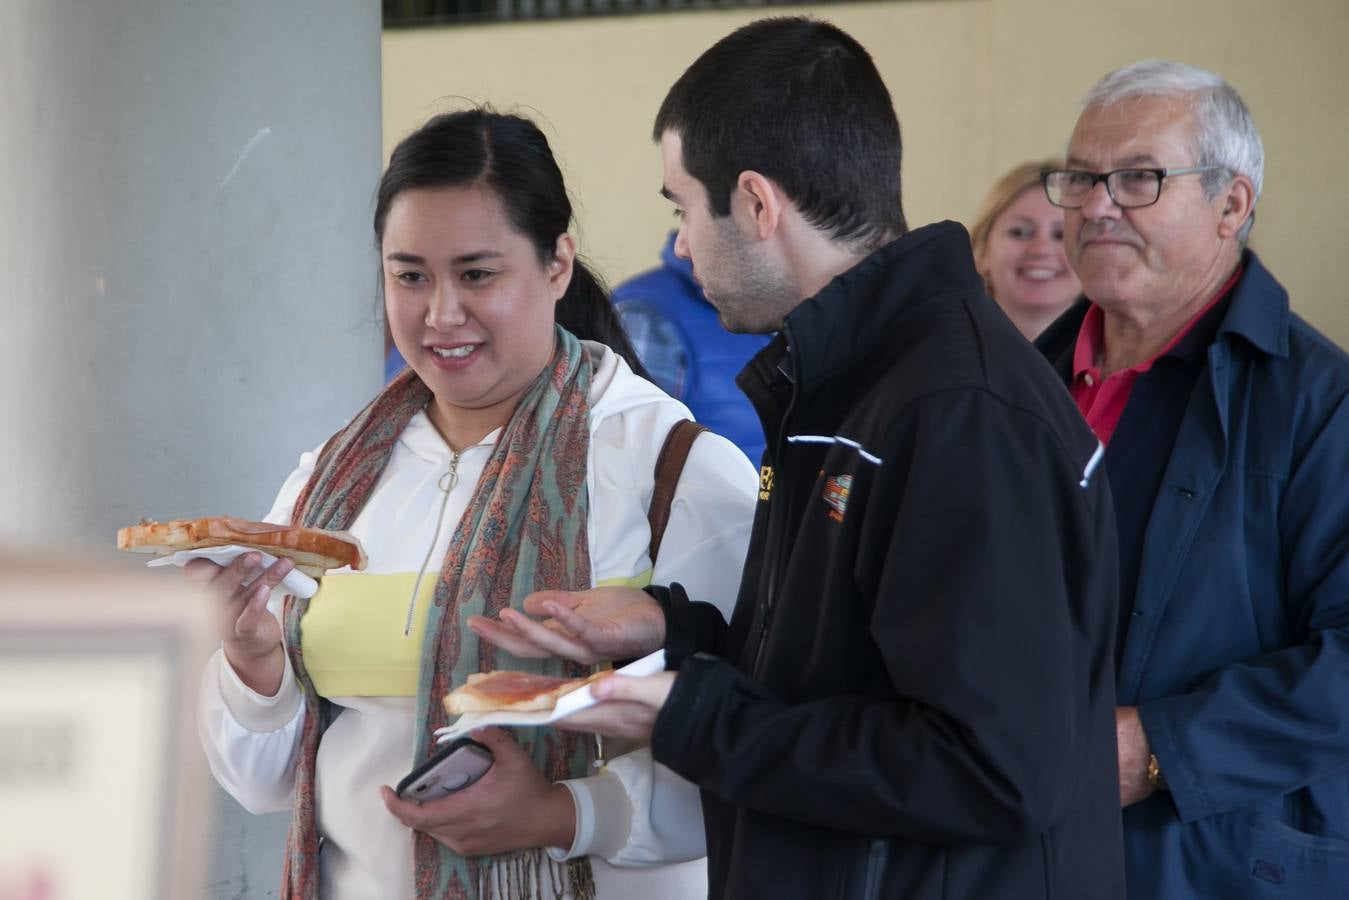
[281,327,596,899]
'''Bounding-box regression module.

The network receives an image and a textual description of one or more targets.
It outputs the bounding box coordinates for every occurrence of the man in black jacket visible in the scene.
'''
[471,17,1124,900]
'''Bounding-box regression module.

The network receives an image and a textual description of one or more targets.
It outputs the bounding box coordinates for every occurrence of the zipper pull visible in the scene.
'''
[438,452,460,493]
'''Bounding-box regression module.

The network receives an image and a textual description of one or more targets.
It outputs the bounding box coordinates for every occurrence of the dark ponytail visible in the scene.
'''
[555,260,649,380]
[375,108,650,380]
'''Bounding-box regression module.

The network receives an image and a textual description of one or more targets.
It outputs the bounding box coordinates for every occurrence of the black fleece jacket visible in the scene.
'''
[649,222,1125,900]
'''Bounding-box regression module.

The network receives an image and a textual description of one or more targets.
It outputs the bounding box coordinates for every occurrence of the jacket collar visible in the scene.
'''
[777,221,984,395]
[1216,250,1289,358]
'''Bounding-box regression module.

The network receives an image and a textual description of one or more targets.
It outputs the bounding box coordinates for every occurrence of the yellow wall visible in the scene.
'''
[383,0,1349,345]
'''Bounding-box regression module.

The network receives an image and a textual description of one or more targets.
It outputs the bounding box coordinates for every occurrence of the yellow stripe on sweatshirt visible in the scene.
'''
[300,567,654,698]
[300,573,435,698]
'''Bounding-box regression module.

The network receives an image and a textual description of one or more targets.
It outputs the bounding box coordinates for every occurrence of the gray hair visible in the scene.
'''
[1083,60,1263,242]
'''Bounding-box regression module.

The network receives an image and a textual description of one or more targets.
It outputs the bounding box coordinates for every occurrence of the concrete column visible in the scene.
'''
[0,1,383,896]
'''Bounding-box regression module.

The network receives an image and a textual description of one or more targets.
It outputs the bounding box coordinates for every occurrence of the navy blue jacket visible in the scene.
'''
[612,233,771,463]
[1038,252,1349,897]
[653,223,1124,899]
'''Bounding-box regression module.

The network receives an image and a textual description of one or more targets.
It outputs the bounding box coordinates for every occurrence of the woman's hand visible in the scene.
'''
[466,586,666,665]
[184,552,291,696]
[380,727,577,856]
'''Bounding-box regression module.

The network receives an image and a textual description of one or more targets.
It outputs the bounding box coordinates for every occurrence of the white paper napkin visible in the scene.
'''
[434,649,667,742]
[144,545,320,599]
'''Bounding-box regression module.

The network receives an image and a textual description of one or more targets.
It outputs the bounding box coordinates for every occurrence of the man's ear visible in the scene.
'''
[734,170,786,241]
[549,233,577,302]
[1217,174,1256,241]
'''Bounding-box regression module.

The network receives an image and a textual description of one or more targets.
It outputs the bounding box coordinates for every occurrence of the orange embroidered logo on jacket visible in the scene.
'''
[822,474,852,523]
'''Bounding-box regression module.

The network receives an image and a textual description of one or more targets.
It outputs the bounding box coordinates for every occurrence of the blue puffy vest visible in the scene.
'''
[612,232,770,464]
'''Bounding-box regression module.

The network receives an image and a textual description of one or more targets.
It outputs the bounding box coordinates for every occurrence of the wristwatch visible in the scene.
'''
[1146,753,1168,790]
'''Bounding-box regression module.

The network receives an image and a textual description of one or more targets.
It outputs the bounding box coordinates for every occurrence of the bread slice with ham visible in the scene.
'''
[117,516,367,577]
[444,669,608,715]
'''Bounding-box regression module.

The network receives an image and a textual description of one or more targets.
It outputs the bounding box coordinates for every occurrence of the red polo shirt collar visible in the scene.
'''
[1071,265,1243,445]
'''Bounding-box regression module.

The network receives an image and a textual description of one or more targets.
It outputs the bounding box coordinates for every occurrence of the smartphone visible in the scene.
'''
[395,737,494,802]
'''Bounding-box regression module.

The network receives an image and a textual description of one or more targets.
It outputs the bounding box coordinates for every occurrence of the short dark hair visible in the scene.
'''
[654,16,906,248]
[375,108,648,377]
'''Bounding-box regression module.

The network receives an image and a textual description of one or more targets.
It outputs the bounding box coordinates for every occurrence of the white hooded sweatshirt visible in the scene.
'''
[197,343,758,900]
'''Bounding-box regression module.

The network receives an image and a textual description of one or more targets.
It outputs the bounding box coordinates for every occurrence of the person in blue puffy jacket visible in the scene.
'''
[612,232,771,463]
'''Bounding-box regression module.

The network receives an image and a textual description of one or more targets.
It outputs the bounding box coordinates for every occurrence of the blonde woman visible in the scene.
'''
[970,160,1082,340]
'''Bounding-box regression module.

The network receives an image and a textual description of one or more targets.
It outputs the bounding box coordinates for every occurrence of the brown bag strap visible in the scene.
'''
[592,419,706,765]
[648,419,708,564]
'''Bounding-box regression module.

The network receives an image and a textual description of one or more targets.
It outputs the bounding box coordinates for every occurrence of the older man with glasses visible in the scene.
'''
[1037,60,1349,898]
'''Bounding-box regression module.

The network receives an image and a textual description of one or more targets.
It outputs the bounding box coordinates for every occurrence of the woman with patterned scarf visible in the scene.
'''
[193,109,758,900]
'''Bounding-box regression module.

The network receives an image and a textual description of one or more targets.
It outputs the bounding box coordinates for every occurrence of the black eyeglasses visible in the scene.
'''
[1042,165,1225,209]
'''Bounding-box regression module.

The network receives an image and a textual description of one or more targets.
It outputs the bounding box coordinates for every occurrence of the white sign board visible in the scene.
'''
[0,555,214,900]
